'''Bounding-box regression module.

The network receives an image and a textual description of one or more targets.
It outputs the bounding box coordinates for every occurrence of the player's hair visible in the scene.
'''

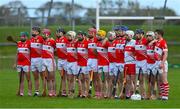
[155,29,164,37]
[32,26,41,33]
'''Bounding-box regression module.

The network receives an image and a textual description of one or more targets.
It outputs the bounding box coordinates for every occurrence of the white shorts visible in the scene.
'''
[155,61,168,74]
[147,63,157,76]
[78,66,88,75]
[116,63,124,73]
[87,58,98,72]
[136,60,147,74]
[17,65,30,72]
[67,62,78,75]
[31,58,42,72]
[57,59,67,71]
[109,63,117,76]
[42,58,56,72]
[98,65,109,73]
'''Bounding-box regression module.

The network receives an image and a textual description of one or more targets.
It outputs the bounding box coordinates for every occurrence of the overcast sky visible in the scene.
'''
[0,0,180,16]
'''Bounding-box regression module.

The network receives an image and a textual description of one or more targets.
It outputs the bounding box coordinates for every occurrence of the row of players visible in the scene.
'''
[15,25,169,100]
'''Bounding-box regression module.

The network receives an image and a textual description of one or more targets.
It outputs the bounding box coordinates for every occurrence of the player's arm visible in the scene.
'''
[160,42,168,68]
[149,39,157,45]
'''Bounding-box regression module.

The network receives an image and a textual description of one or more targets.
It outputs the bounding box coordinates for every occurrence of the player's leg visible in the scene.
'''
[92,59,98,97]
[48,59,56,97]
[139,71,145,99]
[31,59,40,96]
[114,64,119,98]
[79,73,85,97]
[61,68,67,96]
[18,67,25,96]
[48,71,55,97]
[108,73,114,98]
[41,73,47,97]
[161,61,169,100]
[84,68,90,97]
[150,71,157,100]
[126,74,131,99]
[137,61,146,99]
[101,66,108,98]
[119,70,124,97]
[24,66,32,96]
[96,66,102,99]
[32,71,40,96]
[40,59,47,96]
[129,64,136,98]
[93,72,98,97]
[16,66,21,95]
[131,74,136,95]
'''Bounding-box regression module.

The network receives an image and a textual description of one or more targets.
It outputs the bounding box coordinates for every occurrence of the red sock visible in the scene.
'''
[159,83,164,97]
[162,83,169,97]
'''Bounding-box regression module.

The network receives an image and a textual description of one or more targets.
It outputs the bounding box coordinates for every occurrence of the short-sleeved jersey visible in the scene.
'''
[30,35,44,58]
[42,38,56,58]
[135,37,147,61]
[154,39,168,61]
[66,40,77,62]
[107,40,116,63]
[87,37,97,59]
[146,42,156,64]
[96,40,109,66]
[55,36,68,59]
[77,39,88,66]
[124,39,136,64]
[17,40,31,66]
[115,37,126,63]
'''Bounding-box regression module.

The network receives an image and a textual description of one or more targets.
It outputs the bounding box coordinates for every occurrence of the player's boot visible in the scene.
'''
[33,91,40,97]
[42,91,46,97]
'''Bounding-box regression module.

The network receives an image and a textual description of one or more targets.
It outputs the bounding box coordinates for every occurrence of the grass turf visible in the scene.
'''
[0,68,180,108]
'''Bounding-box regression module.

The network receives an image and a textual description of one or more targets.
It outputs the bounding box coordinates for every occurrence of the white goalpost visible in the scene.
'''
[96,0,180,30]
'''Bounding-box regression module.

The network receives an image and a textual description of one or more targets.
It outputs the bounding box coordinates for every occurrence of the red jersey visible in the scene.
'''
[55,36,68,59]
[17,40,30,66]
[88,37,97,59]
[124,39,136,64]
[115,37,126,63]
[96,40,109,66]
[146,42,156,64]
[154,39,168,61]
[30,35,44,58]
[135,37,147,61]
[108,40,116,63]
[77,39,88,66]
[66,40,77,62]
[42,38,56,58]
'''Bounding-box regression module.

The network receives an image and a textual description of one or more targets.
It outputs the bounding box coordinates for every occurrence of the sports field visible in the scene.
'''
[0,68,180,108]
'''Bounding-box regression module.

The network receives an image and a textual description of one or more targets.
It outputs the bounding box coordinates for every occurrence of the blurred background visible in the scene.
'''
[0,0,180,70]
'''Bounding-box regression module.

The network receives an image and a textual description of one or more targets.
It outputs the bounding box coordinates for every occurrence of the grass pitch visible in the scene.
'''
[0,68,180,108]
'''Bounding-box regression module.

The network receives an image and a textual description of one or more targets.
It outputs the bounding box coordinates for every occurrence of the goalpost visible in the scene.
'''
[96,0,180,30]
